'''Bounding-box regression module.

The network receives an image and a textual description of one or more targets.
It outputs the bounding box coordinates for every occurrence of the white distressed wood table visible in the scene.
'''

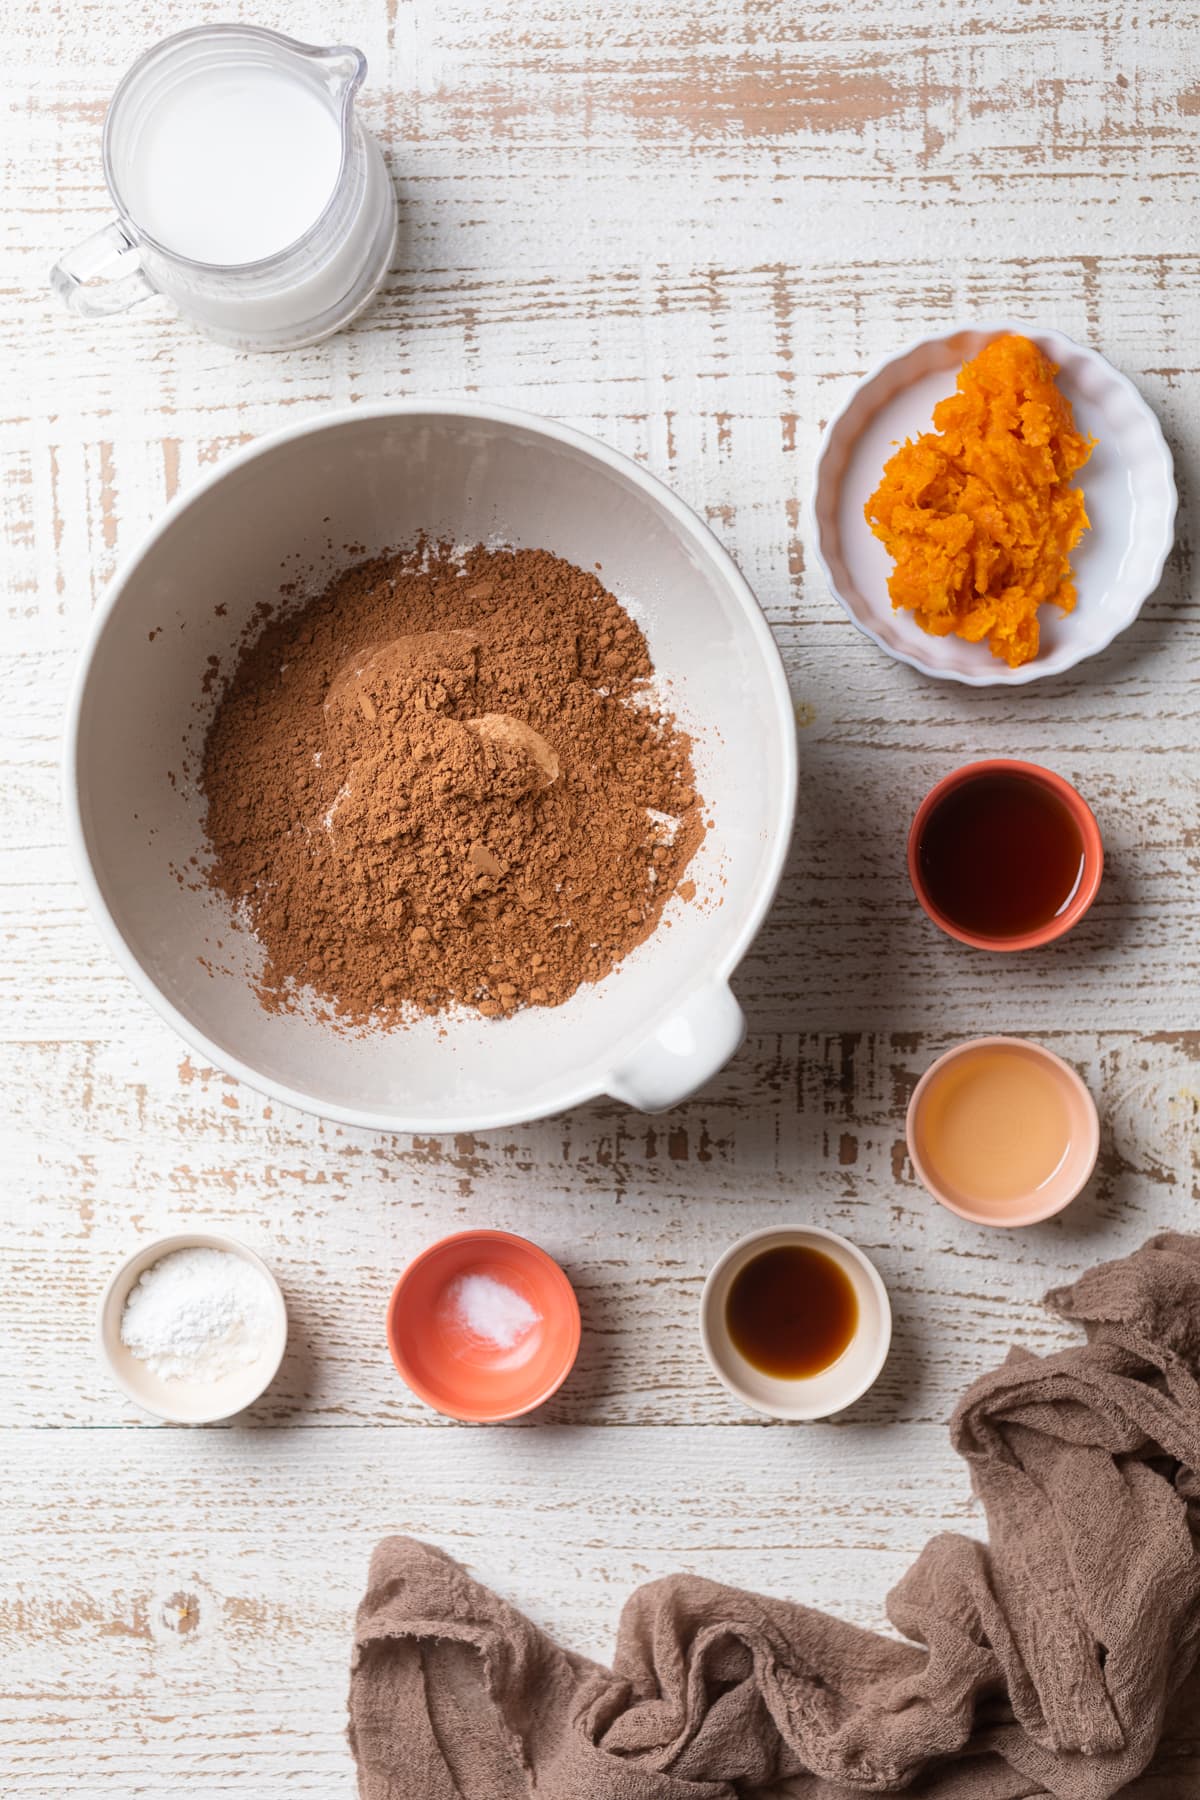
[3,1,1199,1791]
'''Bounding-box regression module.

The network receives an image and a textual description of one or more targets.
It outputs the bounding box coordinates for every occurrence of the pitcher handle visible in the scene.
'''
[51,221,157,318]
[605,982,746,1113]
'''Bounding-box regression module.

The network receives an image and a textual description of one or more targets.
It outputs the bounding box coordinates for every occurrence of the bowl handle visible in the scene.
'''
[605,982,745,1113]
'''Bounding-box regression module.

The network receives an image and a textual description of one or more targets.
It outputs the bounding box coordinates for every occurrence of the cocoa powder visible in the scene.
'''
[200,542,703,1024]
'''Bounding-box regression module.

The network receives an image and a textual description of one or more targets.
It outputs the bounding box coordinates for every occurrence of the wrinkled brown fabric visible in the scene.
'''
[349,1233,1200,1799]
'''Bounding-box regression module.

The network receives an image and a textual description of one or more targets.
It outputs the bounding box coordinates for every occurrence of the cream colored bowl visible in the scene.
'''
[65,404,797,1132]
[700,1226,892,1422]
[97,1232,288,1425]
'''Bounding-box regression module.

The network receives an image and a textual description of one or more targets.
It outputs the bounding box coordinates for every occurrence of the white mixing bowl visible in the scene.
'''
[66,403,796,1132]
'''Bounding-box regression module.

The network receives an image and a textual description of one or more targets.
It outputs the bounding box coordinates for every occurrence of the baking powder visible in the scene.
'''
[120,1246,276,1383]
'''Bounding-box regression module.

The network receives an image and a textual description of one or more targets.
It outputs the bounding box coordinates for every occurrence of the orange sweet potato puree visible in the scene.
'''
[865,335,1093,668]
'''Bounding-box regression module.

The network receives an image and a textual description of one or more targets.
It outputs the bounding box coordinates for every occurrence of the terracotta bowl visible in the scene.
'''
[387,1229,580,1422]
[908,759,1103,951]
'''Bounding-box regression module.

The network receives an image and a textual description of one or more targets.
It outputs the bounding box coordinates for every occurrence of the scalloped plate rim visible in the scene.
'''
[809,320,1178,688]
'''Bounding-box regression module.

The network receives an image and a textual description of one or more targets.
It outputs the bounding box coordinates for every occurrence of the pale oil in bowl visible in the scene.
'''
[915,1044,1074,1217]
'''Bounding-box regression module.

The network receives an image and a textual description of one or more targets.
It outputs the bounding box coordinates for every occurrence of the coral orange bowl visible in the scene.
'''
[386,1230,580,1423]
[908,759,1103,952]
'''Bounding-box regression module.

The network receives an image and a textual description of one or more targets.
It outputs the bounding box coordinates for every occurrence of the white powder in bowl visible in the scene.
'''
[447,1272,540,1348]
[120,1246,277,1383]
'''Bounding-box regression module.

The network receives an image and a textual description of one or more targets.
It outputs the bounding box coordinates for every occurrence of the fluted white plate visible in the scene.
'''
[811,322,1177,686]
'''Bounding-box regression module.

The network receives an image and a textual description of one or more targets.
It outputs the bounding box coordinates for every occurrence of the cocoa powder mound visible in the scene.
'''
[200,542,703,1024]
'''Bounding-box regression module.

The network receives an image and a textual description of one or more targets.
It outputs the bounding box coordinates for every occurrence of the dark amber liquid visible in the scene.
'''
[918,772,1085,939]
[725,1244,858,1379]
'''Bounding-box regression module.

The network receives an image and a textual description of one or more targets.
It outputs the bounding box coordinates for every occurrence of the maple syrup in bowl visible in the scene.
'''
[700,1227,891,1421]
[908,760,1102,951]
[725,1244,858,1379]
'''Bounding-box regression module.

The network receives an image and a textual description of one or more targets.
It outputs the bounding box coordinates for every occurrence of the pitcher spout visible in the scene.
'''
[311,44,367,108]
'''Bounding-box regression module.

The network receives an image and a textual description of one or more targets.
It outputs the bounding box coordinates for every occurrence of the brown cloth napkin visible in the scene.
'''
[349,1232,1200,1799]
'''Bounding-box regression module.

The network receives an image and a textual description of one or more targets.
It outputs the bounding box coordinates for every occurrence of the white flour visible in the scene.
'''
[447,1273,540,1349]
[120,1247,276,1383]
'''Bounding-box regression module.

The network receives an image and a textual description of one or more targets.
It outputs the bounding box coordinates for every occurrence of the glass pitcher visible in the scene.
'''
[50,25,397,351]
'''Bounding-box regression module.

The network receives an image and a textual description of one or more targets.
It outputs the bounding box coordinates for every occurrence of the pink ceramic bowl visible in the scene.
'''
[387,1230,581,1422]
[908,759,1103,951]
[906,1037,1100,1227]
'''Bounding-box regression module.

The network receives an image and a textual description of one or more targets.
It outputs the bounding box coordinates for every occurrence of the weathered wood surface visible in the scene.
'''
[3,0,1200,1791]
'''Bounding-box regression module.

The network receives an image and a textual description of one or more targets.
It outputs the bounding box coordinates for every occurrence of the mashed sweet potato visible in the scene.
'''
[865,334,1093,668]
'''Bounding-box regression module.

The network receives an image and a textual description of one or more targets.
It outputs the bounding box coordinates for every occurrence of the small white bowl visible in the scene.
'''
[811,322,1177,685]
[699,1226,892,1421]
[97,1232,288,1424]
